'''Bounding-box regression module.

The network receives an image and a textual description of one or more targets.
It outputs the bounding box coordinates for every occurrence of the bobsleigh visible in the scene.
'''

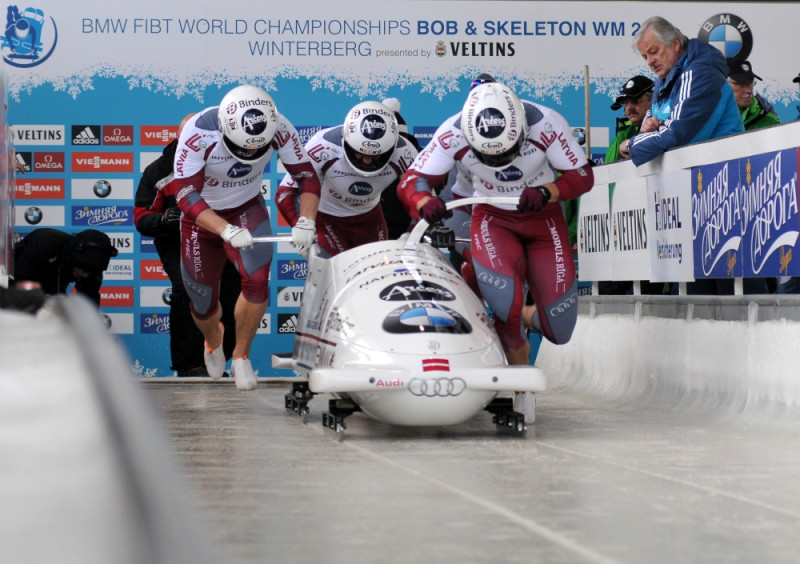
[269,197,546,439]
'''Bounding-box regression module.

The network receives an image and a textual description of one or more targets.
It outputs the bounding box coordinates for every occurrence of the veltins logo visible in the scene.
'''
[1,5,58,68]
[698,14,753,60]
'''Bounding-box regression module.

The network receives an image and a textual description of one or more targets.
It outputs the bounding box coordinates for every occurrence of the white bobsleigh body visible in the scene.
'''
[274,199,545,429]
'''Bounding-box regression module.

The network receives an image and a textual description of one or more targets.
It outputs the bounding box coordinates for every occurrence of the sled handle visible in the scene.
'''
[403,196,520,252]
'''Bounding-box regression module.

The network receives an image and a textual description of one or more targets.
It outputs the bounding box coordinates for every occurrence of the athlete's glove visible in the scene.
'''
[160,207,181,228]
[220,224,253,249]
[517,186,551,213]
[424,223,455,249]
[418,197,450,224]
[292,216,316,259]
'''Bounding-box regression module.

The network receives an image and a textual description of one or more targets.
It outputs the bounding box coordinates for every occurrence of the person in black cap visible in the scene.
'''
[601,75,671,295]
[13,228,117,305]
[727,58,780,130]
[606,75,654,164]
[794,73,800,120]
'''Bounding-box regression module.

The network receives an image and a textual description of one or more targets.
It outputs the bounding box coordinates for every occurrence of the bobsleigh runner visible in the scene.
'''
[263,197,546,440]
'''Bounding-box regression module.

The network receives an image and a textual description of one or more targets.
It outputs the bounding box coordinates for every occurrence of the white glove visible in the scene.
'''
[292,216,316,258]
[220,224,253,249]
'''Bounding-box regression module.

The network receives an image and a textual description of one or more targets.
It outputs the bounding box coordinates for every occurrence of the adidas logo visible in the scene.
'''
[278,315,298,334]
[73,126,100,145]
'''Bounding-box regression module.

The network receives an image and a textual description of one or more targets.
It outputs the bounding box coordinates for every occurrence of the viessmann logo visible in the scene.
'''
[72,152,134,172]
[1,5,58,68]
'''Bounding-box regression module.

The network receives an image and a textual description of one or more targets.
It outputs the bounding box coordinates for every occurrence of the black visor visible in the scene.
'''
[472,136,523,169]
[344,144,394,173]
[223,136,270,163]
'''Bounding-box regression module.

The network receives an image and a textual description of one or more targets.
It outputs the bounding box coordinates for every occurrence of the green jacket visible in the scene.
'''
[741,94,781,131]
[604,119,640,164]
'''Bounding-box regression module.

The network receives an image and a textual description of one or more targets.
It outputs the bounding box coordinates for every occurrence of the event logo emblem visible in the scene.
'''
[1,5,58,68]
[698,13,753,60]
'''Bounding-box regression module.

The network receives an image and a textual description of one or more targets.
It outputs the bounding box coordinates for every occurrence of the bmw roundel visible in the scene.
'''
[382,303,472,334]
[24,206,43,225]
[93,180,112,198]
[698,13,753,60]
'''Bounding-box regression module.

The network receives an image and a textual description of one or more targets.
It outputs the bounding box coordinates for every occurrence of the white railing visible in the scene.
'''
[579,121,800,295]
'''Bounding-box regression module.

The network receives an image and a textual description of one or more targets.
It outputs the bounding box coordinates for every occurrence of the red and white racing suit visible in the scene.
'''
[398,102,594,354]
[166,107,320,318]
[276,125,417,256]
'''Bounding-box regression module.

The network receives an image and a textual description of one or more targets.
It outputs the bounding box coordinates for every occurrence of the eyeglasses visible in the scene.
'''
[728,79,755,87]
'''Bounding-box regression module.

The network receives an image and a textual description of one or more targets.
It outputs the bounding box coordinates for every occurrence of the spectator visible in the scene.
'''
[134,114,240,377]
[13,228,117,305]
[397,81,594,421]
[277,100,418,256]
[600,75,670,295]
[727,58,781,130]
[620,16,744,165]
[167,84,321,390]
[606,75,654,163]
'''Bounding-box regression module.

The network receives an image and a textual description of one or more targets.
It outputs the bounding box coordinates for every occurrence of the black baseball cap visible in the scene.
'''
[610,75,655,110]
[793,73,800,84]
[727,58,762,83]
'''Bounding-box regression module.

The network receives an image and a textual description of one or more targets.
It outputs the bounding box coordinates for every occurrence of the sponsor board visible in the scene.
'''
[104,259,135,281]
[103,313,134,335]
[15,178,65,199]
[16,205,65,227]
[140,285,172,308]
[71,178,134,200]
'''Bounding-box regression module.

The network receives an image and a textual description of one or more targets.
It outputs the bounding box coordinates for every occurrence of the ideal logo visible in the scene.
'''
[72,125,101,145]
[1,6,58,68]
[104,260,134,281]
[278,313,299,334]
[277,286,304,307]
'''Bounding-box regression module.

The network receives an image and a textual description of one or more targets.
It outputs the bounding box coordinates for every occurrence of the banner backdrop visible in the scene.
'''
[5,1,800,376]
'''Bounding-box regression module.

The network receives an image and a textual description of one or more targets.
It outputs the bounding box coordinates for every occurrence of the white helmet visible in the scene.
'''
[460,82,527,170]
[342,101,399,176]
[218,85,279,163]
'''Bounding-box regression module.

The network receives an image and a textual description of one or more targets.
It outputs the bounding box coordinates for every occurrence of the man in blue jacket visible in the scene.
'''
[620,16,743,165]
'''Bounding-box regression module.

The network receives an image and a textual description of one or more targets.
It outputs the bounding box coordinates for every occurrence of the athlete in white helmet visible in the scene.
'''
[276,100,418,256]
[397,81,594,420]
[166,84,321,390]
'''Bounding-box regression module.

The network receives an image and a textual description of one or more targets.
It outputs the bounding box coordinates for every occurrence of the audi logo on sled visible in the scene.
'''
[409,377,467,397]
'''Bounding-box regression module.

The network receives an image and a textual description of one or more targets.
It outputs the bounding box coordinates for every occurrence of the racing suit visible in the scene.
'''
[167,107,320,319]
[276,125,417,256]
[134,139,241,373]
[398,102,594,354]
